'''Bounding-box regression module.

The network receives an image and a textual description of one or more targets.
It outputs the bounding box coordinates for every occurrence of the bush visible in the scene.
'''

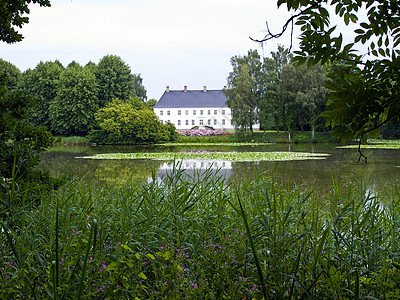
[87,98,177,144]
[178,129,232,137]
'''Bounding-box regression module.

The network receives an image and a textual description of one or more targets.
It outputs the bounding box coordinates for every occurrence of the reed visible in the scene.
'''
[1,164,400,298]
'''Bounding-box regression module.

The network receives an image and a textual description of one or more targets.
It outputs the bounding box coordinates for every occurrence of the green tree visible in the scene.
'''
[95,55,136,106]
[0,75,62,206]
[145,98,157,110]
[301,62,328,137]
[50,63,98,136]
[255,0,400,145]
[225,50,262,133]
[280,62,328,135]
[0,1,66,209]
[0,0,51,43]
[279,64,297,139]
[258,46,293,132]
[0,58,21,93]
[20,60,64,129]
[132,73,147,101]
[88,98,176,144]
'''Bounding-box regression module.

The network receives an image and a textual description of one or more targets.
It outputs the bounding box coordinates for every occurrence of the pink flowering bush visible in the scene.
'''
[179,129,232,136]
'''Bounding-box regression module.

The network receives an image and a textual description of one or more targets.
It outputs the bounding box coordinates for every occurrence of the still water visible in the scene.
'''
[38,144,400,195]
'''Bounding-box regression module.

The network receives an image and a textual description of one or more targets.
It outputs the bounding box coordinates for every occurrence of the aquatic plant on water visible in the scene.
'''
[78,151,330,162]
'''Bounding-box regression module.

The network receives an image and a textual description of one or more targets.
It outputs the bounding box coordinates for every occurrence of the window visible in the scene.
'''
[160,110,163,116]
[208,110,211,115]
[214,119,217,125]
[192,120,195,125]
[222,110,225,115]
[178,120,181,125]
[200,110,203,115]
[185,120,189,125]
[199,119,203,125]
[193,110,196,115]
[208,119,211,125]
[214,110,217,115]
[222,119,225,125]
[185,110,188,115]
[167,120,170,123]
[160,120,163,124]
[167,110,170,116]
[178,110,181,115]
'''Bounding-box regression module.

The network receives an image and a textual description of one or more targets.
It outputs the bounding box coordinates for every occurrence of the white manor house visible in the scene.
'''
[153,86,234,131]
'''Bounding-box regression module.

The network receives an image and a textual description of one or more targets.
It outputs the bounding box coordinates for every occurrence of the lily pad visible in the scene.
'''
[160,142,272,146]
[338,144,400,149]
[77,151,330,162]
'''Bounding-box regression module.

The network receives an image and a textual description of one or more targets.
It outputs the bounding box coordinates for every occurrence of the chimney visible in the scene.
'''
[184,86,187,92]
[223,86,227,90]
[166,86,170,92]
[203,86,207,92]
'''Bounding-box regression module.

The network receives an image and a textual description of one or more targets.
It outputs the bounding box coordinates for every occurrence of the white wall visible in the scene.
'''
[154,107,234,130]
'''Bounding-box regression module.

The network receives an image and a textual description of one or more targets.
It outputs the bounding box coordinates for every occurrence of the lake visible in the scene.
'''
[38,143,400,195]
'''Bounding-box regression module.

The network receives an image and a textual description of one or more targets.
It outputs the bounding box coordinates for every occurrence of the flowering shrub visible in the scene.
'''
[179,129,232,136]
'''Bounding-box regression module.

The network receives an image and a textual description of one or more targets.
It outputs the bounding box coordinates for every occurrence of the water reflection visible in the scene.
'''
[38,144,400,195]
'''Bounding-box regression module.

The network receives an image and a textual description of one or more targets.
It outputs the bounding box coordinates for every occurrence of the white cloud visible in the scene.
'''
[2,0,295,99]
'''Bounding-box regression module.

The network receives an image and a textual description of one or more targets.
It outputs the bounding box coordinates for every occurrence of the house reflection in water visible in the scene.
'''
[154,160,233,182]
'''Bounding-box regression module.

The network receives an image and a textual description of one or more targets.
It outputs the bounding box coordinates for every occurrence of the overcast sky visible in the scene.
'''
[1,0,296,100]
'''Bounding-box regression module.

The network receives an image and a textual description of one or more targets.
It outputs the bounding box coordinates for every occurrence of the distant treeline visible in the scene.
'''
[0,55,175,143]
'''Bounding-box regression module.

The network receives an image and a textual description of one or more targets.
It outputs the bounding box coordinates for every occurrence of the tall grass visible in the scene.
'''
[1,164,400,298]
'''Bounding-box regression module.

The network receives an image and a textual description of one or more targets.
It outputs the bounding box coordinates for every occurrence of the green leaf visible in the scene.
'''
[108,261,119,271]
[122,244,133,253]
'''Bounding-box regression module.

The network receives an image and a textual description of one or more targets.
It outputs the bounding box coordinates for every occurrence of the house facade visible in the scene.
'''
[154,86,234,130]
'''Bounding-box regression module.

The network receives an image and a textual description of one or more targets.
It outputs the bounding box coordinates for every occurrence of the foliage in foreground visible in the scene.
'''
[1,165,400,299]
[256,0,400,143]
[0,75,64,207]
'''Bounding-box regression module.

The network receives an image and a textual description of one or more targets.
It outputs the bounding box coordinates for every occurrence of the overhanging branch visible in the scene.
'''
[249,3,321,51]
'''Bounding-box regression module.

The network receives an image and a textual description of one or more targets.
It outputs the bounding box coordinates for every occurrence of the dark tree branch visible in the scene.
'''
[355,140,367,163]
[249,3,320,45]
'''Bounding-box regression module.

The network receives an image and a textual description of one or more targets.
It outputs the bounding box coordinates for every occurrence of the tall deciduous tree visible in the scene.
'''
[254,0,400,147]
[132,73,147,101]
[20,60,64,129]
[257,57,280,130]
[0,58,21,93]
[225,50,262,133]
[50,63,98,136]
[95,55,136,106]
